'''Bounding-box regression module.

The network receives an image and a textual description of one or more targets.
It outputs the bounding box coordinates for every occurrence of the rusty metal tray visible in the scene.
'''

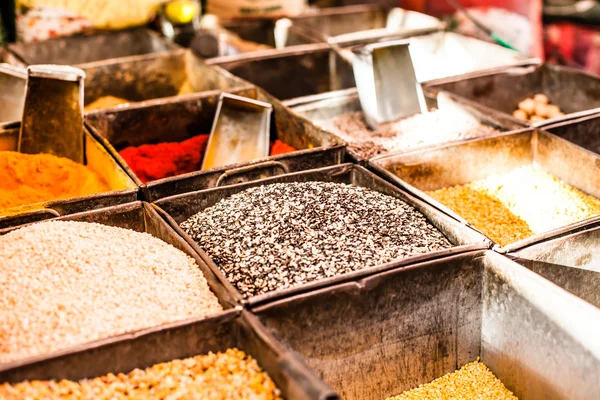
[425,63,600,127]
[543,112,600,156]
[509,221,600,310]
[0,201,237,308]
[0,122,138,229]
[0,305,337,400]
[85,87,345,202]
[80,48,250,112]
[287,88,525,164]
[153,163,489,308]
[369,129,600,253]
[291,4,444,46]
[6,28,178,67]
[208,43,355,101]
[253,250,600,400]
[180,20,321,59]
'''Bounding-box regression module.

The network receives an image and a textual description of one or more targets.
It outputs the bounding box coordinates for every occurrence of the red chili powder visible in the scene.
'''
[119,135,296,183]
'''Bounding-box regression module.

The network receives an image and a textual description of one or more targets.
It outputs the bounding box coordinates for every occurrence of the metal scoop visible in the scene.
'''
[201,93,272,170]
[0,64,27,124]
[350,39,426,130]
[19,65,85,163]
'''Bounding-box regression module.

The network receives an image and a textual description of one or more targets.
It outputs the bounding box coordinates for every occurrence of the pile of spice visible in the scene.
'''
[120,135,296,183]
[428,165,600,246]
[319,109,501,159]
[386,360,517,400]
[0,349,282,399]
[0,221,222,363]
[513,94,564,123]
[181,182,452,297]
[0,151,111,213]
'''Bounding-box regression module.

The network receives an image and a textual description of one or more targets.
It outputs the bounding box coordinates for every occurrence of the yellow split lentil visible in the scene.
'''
[386,360,517,400]
[427,165,600,246]
[0,349,282,400]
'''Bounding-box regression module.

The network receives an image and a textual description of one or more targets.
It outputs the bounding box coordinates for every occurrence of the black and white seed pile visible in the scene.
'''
[181,182,452,297]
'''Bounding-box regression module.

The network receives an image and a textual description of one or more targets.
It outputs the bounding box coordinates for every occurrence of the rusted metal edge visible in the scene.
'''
[206,42,332,65]
[152,163,491,309]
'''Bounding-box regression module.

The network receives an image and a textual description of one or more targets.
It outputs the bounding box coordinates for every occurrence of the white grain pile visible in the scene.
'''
[0,221,223,363]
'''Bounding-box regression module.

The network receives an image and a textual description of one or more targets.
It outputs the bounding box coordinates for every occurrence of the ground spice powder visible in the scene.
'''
[0,349,282,400]
[0,151,110,212]
[119,135,296,183]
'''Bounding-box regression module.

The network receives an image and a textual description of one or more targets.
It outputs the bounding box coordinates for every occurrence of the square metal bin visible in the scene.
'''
[369,129,600,253]
[0,201,237,309]
[425,63,600,127]
[180,20,320,59]
[509,221,600,310]
[153,163,489,308]
[0,122,138,230]
[6,28,178,67]
[291,4,444,46]
[252,250,600,400]
[0,307,337,400]
[81,48,249,111]
[287,88,524,164]
[208,43,355,101]
[85,87,345,202]
[543,112,600,156]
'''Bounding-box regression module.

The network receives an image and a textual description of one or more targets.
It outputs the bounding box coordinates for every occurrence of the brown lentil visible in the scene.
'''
[0,221,222,363]
[428,165,600,246]
[319,110,501,159]
[181,182,452,298]
[386,359,517,400]
[0,348,282,400]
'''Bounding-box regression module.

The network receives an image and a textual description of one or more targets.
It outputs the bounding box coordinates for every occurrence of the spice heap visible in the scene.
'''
[181,182,452,297]
[428,165,600,246]
[319,109,500,159]
[0,151,111,213]
[120,136,296,183]
[387,360,517,400]
[512,94,564,123]
[0,349,282,400]
[0,221,222,363]
[85,95,130,112]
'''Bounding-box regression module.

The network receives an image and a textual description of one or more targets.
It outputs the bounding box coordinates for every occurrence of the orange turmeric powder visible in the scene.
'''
[0,151,110,211]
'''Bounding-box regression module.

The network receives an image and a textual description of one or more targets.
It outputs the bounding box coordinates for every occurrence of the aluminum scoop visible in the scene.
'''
[0,64,27,124]
[350,39,426,130]
[201,93,272,170]
[18,65,85,163]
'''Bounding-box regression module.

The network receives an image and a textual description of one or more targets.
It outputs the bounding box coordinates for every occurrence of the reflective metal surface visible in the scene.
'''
[0,64,26,124]
[544,112,600,155]
[253,250,600,400]
[426,63,600,127]
[153,163,489,307]
[85,88,345,202]
[369,129,600,252]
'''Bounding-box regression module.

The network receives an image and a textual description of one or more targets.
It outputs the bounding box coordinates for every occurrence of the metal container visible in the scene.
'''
[81,49,250,111]
[0,122,138,229]
[208,43,355,101]
[404,31,535,83]
[369,129,600,253]
[180,20,321,59]
[85,87,345,202]
[543,112,600,156]
[153,163,489,308]
[6,28,178,67]
[509,221,600,309]
[287,88,525,164]
[425,63,600,127]
[0,201,237,308]
[253,250,600,400]
[0,306,337,400]
[292,4,444,46]
[0,64,26,124]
